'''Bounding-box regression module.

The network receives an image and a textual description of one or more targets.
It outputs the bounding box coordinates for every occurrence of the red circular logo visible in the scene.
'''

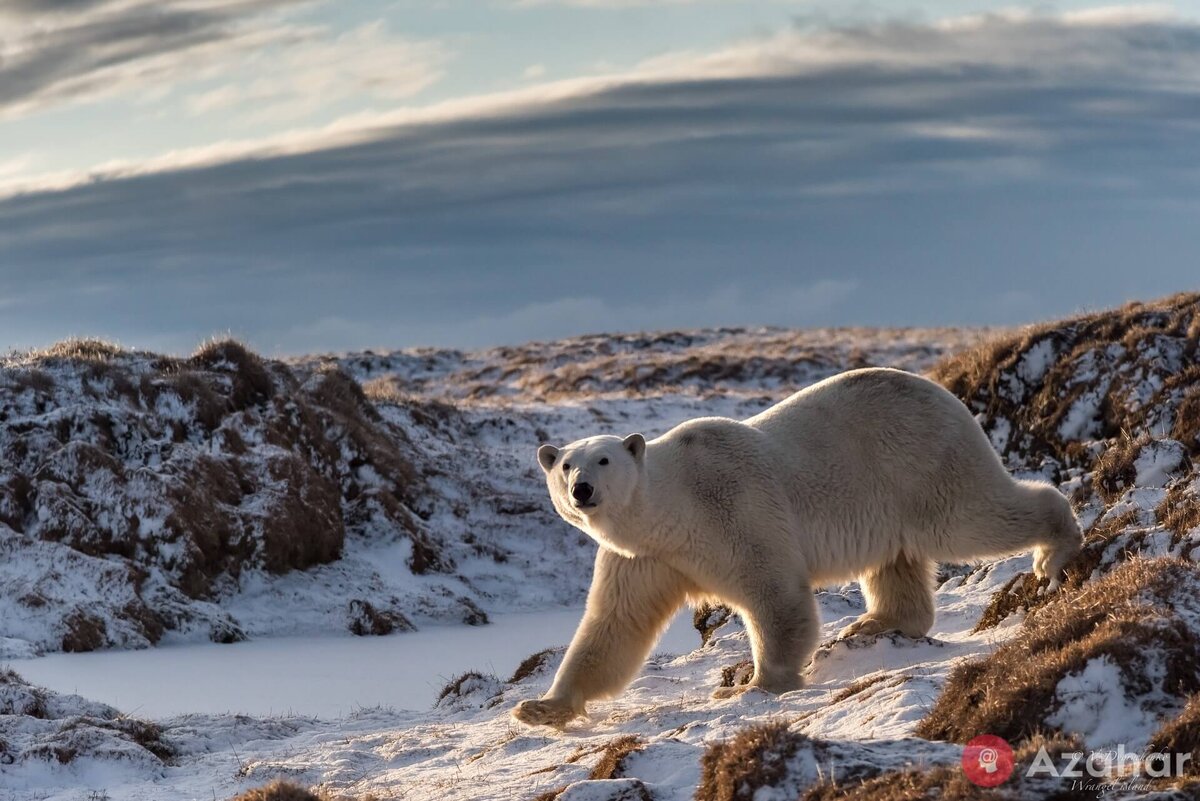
[962,734,1014,787]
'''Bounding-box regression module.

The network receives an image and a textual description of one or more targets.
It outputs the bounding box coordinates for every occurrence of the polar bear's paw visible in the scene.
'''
[837,615,901,639]
[1032,545,1071,592]
[512,697,581,728]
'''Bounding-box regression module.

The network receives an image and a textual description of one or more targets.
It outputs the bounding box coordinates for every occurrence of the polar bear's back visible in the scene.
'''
[746,367,977,448]
[741,368,1011,542]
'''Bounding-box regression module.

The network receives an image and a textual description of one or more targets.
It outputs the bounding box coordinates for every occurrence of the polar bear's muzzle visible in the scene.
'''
[571,481,598,510]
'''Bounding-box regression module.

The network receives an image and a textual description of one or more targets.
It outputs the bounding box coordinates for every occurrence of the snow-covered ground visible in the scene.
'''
[3,303,1200,801]
[11,609,699,718]
[1,552,1026,801]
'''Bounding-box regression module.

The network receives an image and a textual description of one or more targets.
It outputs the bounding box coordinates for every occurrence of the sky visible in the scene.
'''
[2,1,1200,355]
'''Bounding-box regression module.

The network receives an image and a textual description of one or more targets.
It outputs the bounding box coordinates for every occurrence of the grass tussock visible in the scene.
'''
[918,558,1200,745]
[693,603,733,646]
[1093,433,1146,503]
[437,671,488,703]
[191,338,274,410]
[509,648,560,684]
[39,338,125,362]
[229,781,322,801]
[696,722,805,801]
[719,660,754,688]
[347,599,413,637]
[227,781,380,801]
[1157,481,1200,550]
[801,734,1086,800]
[588,735,644,780]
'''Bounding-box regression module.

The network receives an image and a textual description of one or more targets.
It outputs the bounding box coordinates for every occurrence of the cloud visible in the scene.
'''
[181,20,448,123]
[0,1,446,122]
[2,10,1200,353]
[509,0,736,7]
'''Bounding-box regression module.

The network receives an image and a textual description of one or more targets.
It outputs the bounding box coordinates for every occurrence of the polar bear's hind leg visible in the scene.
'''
[839,552,935,639]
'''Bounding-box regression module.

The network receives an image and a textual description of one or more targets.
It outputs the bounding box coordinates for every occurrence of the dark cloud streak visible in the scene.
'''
[0,0,305,116]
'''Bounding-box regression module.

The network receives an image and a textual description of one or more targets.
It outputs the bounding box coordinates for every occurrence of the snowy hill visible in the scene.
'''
[0,327,971,659]
[3,298,1200,801]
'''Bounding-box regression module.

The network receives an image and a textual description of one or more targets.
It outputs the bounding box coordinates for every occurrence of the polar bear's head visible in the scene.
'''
[537,434,646,527]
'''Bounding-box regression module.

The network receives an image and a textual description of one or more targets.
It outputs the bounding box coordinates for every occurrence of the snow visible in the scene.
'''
[9,609,699,719]
[1045,656,1162,753]
[0,549,1031,801]
[1016,338,1056,384]
[1133,440,1187,488]
[3,316,1199,801]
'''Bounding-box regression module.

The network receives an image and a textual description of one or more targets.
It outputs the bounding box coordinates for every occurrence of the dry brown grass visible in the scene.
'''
[39,338,125,362]
[2,339,438,643]
[509,648,560,684]
[1093,433,1145,503]
[918,558,1200,745]
[719,660,754,688]
[829,674,890,704]
[229,781,322,801]
[1149,694,1200,777]
[60,609,108,653]
[1158,480,1200,549]
[0,668,48,717]
[696,722,804,801]
[1173,386,1200,451]
[530,789,566,801]
[365,326,973,404]
[3,667,174,765]
[588,735,644,780]
[528,742,654,801]
[5,367,56,395]
[437,671,488,703]
[191,338,274,410]
[347,599,413,637]
[693,603,733,646]
[801,734,1086,800]
[931,291,1200,466]
[363,379,462,433]
[227,782,381,801]
[973,507,1143,632]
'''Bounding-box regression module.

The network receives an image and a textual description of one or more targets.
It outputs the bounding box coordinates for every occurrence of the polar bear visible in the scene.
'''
[512,368,1081,728]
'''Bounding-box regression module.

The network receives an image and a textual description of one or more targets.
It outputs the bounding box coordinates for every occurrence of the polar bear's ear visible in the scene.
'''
[537,444,560,472]
[623,433,646,461]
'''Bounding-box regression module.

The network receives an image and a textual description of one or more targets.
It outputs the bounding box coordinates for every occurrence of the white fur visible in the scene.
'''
[514,368,1082,728]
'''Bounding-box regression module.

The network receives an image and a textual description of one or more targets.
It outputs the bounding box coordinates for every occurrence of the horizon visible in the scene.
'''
[3,2,1200,354]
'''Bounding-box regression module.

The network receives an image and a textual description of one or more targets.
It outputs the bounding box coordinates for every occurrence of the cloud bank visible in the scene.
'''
[2,10,1199,353]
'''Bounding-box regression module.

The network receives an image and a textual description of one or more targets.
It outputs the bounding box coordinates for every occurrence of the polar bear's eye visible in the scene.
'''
[599,458,609,466]
[562,462,571,473]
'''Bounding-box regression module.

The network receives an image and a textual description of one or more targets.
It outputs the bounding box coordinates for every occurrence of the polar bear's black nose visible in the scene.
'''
[572,482,594,503]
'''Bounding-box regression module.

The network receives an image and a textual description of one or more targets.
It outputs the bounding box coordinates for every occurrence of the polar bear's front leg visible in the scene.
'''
[512,547,692,728]
[712,582,818,699]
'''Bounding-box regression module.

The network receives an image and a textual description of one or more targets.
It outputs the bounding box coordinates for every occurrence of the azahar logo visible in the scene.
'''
[962,734,1015,787]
